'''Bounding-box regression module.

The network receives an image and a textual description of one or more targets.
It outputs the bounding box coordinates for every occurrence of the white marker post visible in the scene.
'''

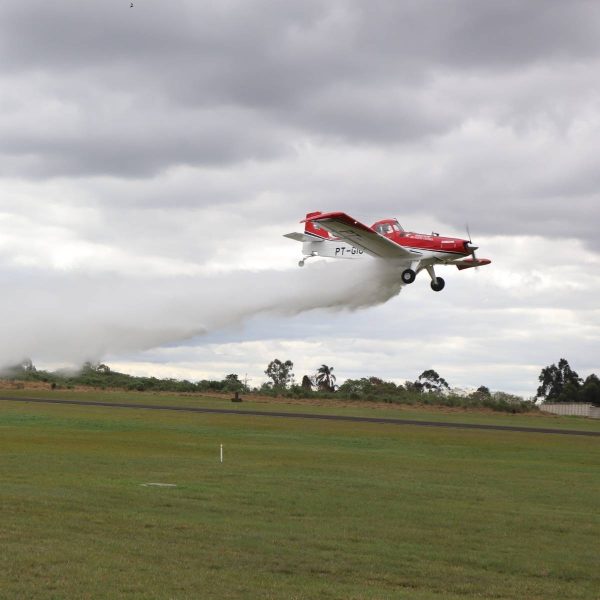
[220,444,223,463]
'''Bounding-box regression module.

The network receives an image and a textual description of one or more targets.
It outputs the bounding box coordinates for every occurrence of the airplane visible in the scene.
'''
[284,211,491,292]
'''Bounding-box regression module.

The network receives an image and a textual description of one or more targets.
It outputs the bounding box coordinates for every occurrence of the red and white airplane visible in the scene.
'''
[285,211,491,292]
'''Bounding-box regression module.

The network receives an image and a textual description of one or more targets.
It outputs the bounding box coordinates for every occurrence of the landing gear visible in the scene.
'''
[430,277,445,292]
[425,265,445,292]
[298,252,318,267]
[401,268,416,284]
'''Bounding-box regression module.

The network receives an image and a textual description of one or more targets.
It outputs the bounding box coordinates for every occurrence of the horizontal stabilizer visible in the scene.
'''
[284,232,316,242]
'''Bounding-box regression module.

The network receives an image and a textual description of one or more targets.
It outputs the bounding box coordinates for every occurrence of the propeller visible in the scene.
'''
[465,224,478,260]
[463,224,484,272]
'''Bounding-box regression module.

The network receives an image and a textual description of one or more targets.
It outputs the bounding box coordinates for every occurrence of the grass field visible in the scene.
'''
[1,392,599,599]
[4,387,600,432]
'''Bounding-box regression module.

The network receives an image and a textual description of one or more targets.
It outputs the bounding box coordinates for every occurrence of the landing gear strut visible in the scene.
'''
[298,252,317,267]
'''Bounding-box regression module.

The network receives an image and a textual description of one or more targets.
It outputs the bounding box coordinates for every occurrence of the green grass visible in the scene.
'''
[3,387,600,432]
[1,395,599,599]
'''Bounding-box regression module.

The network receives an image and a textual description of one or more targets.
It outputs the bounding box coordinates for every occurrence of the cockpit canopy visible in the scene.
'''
[372,219,403,235]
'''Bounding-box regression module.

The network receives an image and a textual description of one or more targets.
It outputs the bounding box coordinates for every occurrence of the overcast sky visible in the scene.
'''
[1,0,599,397]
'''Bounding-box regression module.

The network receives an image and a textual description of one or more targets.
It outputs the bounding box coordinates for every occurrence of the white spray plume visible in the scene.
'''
[1,260,403,367]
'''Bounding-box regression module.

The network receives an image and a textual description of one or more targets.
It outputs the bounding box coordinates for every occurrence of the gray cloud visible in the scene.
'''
[2,1,600,177]
[4,2,598,76]
[0,99,287,178]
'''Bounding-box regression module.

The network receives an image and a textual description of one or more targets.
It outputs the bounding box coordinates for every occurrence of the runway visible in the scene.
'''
[1,395,599,437]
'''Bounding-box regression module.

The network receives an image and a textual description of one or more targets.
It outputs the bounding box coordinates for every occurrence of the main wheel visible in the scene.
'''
[298,260,305,267]
[430,277,445,292]
[401,268,416,284]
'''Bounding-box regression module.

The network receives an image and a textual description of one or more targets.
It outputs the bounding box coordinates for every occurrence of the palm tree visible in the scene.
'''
[315,364,336,392]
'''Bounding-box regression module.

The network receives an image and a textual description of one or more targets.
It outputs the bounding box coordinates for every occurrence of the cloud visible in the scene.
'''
[2,1,600,177]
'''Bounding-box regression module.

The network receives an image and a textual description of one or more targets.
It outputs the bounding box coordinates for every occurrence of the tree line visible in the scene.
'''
[536,358,600,405]
[3,356,598,412]
[261,359,528,412]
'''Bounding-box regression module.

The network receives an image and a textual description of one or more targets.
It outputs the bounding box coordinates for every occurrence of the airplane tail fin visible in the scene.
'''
[284,211,337,246]
[285,211,364,262]
[303,211,334,240]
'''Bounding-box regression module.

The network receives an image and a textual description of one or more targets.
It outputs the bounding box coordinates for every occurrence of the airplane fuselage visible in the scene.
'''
[301,234,468,266]
[371,219,472,263]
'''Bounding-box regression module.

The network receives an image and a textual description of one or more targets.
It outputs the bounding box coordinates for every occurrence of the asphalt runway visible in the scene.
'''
[2,395,599,437]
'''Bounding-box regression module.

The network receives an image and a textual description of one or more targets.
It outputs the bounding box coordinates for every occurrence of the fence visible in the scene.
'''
[540,403,600,419]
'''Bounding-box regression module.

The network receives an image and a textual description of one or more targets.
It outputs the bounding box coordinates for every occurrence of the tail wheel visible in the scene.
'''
[401,269,416,284]
[431,277,445,292]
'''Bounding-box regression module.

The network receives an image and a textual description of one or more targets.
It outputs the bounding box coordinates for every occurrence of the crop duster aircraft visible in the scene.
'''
[285,211,491,292]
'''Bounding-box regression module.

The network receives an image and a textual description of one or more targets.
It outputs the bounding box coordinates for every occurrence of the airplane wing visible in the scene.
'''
[304,212,418,259]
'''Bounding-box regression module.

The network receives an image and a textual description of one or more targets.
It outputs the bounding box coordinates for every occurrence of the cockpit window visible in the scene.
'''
[375,220,403,234]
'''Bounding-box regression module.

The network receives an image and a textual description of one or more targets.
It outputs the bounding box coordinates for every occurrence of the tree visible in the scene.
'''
[470,385,491,400]
[580,374,600,406]
[315,364,337,392]
[265,359,294,389]
[300,375,313,391]
[537,358,582,402]
[414,369,449,393]
[337,377,399,400]
[223,373,245,392]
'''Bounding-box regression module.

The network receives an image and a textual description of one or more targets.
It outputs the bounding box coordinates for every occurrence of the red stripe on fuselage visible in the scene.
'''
[383,232,470,256]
